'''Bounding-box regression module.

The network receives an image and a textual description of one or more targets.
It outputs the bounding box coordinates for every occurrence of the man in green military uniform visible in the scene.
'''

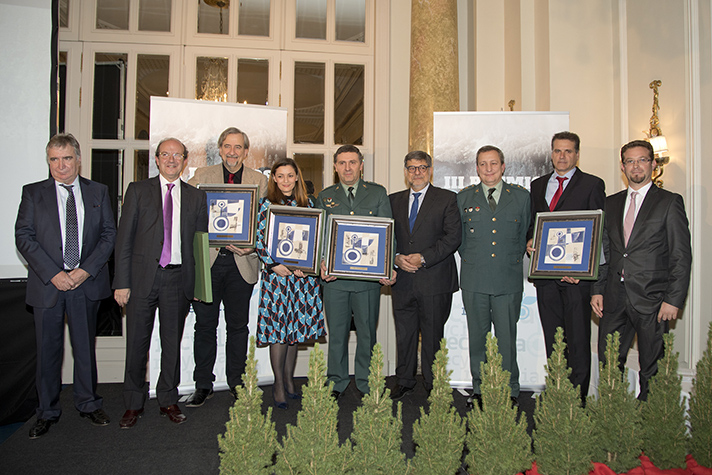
[458,145,530,409]
[317,145,395,398]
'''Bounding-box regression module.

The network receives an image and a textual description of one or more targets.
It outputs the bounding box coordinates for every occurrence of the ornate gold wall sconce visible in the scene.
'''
[644,80,670,188]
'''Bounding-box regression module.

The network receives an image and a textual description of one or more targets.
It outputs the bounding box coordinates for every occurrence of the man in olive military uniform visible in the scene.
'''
[317,145,394,398]
[458,145,530,408]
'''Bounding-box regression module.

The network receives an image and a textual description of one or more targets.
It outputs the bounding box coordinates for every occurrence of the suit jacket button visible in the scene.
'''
[409,240,414,244]
[623,253,628,257]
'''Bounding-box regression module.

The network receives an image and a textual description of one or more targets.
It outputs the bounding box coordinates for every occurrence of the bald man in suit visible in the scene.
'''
[591,140,691,401]
[114,137,208,428]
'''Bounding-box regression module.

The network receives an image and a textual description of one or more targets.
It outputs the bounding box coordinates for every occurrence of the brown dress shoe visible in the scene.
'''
[119,408,144,429]
[159,404,187,424]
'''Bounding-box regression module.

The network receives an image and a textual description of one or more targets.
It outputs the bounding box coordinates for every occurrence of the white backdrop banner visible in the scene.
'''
[434,111,570,391]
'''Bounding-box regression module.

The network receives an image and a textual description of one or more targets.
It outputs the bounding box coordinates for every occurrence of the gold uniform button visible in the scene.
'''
[492,241,496,245]
[470,228,474,233]
[492,229,497,234]
[491,253,496,257]
[492,217,497,222]
[350,211,355,215]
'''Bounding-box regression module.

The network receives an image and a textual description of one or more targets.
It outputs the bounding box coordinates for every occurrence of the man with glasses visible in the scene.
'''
[388,151,461,399]
[591,140,691,401]
[186,127,267,406]
[114,137,208,428]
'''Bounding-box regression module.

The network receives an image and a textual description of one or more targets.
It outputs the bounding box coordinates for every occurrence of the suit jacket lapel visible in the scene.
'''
[41,179,63,245]
[607,191,626,246]
[411,187,434,234]
[536,172,553,210]
[555,168,581,209]
[628,185,659,246]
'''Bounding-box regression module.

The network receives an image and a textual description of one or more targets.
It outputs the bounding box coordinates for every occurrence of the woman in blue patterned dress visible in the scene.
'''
[255,157,326,409]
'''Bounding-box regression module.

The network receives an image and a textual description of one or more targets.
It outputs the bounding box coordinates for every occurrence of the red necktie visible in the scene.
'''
[549,176,568,211]
[228,173,235,184]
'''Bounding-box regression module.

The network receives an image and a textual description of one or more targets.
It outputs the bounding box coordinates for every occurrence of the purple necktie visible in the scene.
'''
[159,183,175,267]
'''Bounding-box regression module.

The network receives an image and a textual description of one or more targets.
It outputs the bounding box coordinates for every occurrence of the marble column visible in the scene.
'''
[409,0,460,154]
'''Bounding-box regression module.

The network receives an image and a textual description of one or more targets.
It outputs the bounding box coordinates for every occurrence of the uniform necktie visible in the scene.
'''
[61,184,79,269]
[348,186,355,205]
[159,183,175,267]
[409,192,421,232]
[624,191,638,246]
[487,188,497,212]
[549,176,568,211]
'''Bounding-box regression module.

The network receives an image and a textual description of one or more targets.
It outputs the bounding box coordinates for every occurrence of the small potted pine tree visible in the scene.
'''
[533,327,593,475]
[688,322,712,467]
[409,339,466,475]
[218,336,278,475]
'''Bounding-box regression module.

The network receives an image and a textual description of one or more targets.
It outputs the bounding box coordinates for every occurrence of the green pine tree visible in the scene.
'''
[218,336,278,475]
[350,343,406,474]
[408,339,466,475]
[689,322,712,466]
[641,332,688,469]
[276,343,353,475]
[466,332,532,475]
[587,332,642,473]
[534,327,593,475]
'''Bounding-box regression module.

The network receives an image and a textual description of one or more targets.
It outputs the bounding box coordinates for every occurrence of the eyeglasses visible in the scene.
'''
[406,165,430,173]
[158,152,185,159]
[623,157,654,166]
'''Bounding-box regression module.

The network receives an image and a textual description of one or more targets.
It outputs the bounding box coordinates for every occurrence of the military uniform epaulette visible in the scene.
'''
[459,183,479,193]
[506,182,528,191]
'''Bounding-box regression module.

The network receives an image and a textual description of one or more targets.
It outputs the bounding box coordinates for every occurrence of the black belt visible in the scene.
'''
[161,264,181,269]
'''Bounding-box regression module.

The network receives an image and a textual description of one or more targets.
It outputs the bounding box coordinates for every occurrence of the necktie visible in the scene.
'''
[624,191,638,246]
[487,188,497,212]
[159,183,175,267]
[409,192,421,232]
[549,176,568,211]
[348,186,355,206]
[228,173,235,184]
[61,184,79,269]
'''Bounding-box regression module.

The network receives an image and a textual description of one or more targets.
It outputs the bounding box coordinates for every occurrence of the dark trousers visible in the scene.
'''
[462,290,522,397]
[598,280,667,401]
[123,267,190,409]
[33,288,102,419]
[535,280,592,400]
[392,289,452,389]
[192,254,253,389]
[323,286,380,394]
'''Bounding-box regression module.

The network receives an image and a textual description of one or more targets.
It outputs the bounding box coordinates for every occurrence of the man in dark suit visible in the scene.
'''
[527,131,605,404]
[591,139,691,401]
[15,133,116,438]
[388,150,461,399]
[114,137,208,428]
[316,144,395,398]
[458,145,530,409]
[186,127,267,406]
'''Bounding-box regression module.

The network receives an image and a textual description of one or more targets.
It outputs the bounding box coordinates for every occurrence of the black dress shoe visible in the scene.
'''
[466,394,483,410]
[390,384,415,400]
[29,418,58,439]
[119,408,144,429]
[330,390,341,401]
[80,408,110,426]
[185,388,214,407]
[160,404,187,424]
